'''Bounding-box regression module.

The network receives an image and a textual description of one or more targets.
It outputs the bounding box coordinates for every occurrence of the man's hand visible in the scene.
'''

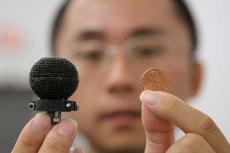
[140,90,230,153]
[11,113,81,153]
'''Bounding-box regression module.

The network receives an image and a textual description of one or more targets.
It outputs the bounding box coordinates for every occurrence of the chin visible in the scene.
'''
[88,130,146,153]
[94,141,145,153]
[102,146,144,153]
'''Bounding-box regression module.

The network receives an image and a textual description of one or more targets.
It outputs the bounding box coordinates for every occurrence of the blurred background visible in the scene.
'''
[0,0,229,152]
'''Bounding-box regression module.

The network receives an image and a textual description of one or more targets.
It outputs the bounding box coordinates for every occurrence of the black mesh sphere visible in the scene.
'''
[29,57,79,99]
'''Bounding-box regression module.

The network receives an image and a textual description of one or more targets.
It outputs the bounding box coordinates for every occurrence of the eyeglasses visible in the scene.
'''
[60,36,191,76]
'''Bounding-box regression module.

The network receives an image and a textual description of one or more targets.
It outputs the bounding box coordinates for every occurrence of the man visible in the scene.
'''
[12,0,230,153]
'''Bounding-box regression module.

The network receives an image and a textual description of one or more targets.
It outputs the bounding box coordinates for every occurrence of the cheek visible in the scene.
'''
[166,60,192,99]
[69,74,101,131]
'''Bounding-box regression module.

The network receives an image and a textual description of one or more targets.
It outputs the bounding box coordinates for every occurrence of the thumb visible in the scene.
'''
[140,90,174,153]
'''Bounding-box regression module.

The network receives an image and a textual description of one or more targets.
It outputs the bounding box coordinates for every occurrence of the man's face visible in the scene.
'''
[55,0,199,152]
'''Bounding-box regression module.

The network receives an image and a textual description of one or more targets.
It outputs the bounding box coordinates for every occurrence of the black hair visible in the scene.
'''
[51,0,198,53]
[173,0,198,52]
[51,0,70,51]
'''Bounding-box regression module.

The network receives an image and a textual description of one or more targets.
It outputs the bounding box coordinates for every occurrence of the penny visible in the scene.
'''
[141,68,170,92]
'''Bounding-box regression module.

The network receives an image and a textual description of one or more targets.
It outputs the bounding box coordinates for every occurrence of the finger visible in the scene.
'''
[38,119,78,153]
[141,93,174,153]
[11,113,51,153]
[166,133,216,153]
[140,90,230,153]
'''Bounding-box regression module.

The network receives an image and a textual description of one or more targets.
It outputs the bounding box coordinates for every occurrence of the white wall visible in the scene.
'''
[0,0,229,141]
[0,0,63,88]
[186,0,230,140]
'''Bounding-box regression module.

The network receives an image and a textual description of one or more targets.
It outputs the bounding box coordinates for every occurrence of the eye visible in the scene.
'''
[132,45,163,58]
[81,50,104,61]
[138,48,158,56]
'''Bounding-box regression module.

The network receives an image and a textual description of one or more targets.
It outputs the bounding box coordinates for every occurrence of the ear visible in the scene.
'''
[191,61,203,97]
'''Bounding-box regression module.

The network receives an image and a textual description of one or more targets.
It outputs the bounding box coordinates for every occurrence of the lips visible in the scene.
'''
[100,109,141,128]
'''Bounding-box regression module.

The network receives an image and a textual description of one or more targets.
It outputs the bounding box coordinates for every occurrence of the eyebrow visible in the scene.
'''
[75,27,164,41]
[76,30,105,41]
[129,27,164,38]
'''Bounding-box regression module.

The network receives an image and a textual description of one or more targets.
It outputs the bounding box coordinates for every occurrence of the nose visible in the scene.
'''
[104,55,137,96]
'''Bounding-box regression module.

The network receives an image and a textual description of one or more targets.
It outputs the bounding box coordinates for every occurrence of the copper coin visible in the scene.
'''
[141,68,170,92]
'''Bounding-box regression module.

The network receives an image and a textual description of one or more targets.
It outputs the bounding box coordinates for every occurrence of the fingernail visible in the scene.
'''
[54,119,77,137]
[31,113,50,133]
[140,90,160,105]
[70,147,82,153]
